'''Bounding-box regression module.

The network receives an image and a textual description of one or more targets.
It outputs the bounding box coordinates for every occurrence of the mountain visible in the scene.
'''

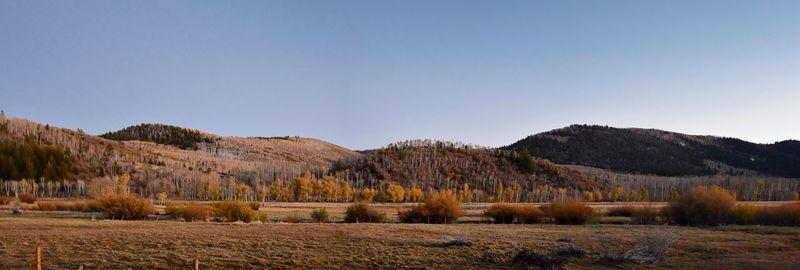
[503,125,800,178]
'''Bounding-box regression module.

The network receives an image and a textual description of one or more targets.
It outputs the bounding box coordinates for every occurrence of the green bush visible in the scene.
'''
[310,208,329,223]
[97,195,155,220]
[398,191,462,224]
[344,202,385,223]
[548,200,594,225]
[212,200,257,222]
[667,186,735,226]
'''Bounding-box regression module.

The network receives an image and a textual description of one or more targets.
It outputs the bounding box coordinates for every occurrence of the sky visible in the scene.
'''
[1,0,799,150]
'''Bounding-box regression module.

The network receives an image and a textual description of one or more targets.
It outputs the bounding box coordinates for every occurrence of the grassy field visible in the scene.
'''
[2,210,800,269]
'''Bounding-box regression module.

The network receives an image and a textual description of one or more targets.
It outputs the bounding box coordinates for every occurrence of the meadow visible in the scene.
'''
[2,200,800,269]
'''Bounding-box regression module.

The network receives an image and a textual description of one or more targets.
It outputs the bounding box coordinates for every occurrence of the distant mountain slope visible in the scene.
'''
[504,125,800,177]
[332,140,599,201]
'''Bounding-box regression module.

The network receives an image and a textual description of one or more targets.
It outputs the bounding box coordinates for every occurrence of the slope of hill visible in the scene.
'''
[504,125,800,178]
[332,140,599,202]
[0,115,361,199]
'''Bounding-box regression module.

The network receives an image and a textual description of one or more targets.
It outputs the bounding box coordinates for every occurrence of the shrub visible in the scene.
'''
[70,201,87,212]
[484,204,544,224]
[212,200,256,222]
[83,200,103,212]
[606,206,637,217]
[756,203,800,226]
[97,195,155,220]
[517,206,545,224]
[166,202,212,222]
[54,201,71,211]
[732,204,758,225]
[344,202,385,223]
[0,196,9,205]
[248,201,261,211]
[398,191,462,223]
[284,215,301,223]
[37,201,57,211]
[667,186,735,226]
[310,208,329,223]
[18,193,36,204]
[548,200,594,225]
[631,206,660,225]
[484,204,518,223]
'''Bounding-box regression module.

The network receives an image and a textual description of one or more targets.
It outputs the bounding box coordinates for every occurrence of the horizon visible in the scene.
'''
[2,0,799,149]
[2,111,797,151]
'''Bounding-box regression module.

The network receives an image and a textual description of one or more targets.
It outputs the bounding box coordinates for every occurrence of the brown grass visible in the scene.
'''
[1,213,799,269]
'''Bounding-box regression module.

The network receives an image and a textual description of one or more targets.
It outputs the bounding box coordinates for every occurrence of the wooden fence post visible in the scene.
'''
[36,246,42,270]
[195,258,199,270]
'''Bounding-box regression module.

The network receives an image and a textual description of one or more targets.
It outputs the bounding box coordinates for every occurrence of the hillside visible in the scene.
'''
[0,115,361,200]
[504,125,800,178]
[332,140,599,202]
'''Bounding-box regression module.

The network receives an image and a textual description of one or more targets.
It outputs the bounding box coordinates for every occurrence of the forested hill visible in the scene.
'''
[332,140,599,202]
[503,125,800,178]
[100,123,215,150]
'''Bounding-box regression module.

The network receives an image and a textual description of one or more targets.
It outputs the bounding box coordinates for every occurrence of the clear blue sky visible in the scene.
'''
[1,0,798,150]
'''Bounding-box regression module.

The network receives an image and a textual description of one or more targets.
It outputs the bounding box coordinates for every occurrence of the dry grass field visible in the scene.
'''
[2,208,800,270]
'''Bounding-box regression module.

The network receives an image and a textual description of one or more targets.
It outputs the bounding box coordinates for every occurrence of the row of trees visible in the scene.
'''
[4,173,799,203]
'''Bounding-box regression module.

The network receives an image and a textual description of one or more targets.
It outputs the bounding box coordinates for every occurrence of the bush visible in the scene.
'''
[344,202,385,223]
[70,201,88,212]
[548,200,594,225]
[97,195,155,220]
[284,215,301,223]
[212,200,257,222]
[667,186,735,226]
[248,201,261,211]
[398,191,463,223]
[484,204,518,223]
[83,200,103,212]
[310,208,329,223]
[18,193,36,204]
[756,203,800,226]
[166,202,212,222]
[631,206,660,225]
[732,204,758,225]
[606,206,637,217]
[37,201,57,211]
[0,196,9,205]
[517,206,545,224]
[54,201,71,211]
[484,204,544,224]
